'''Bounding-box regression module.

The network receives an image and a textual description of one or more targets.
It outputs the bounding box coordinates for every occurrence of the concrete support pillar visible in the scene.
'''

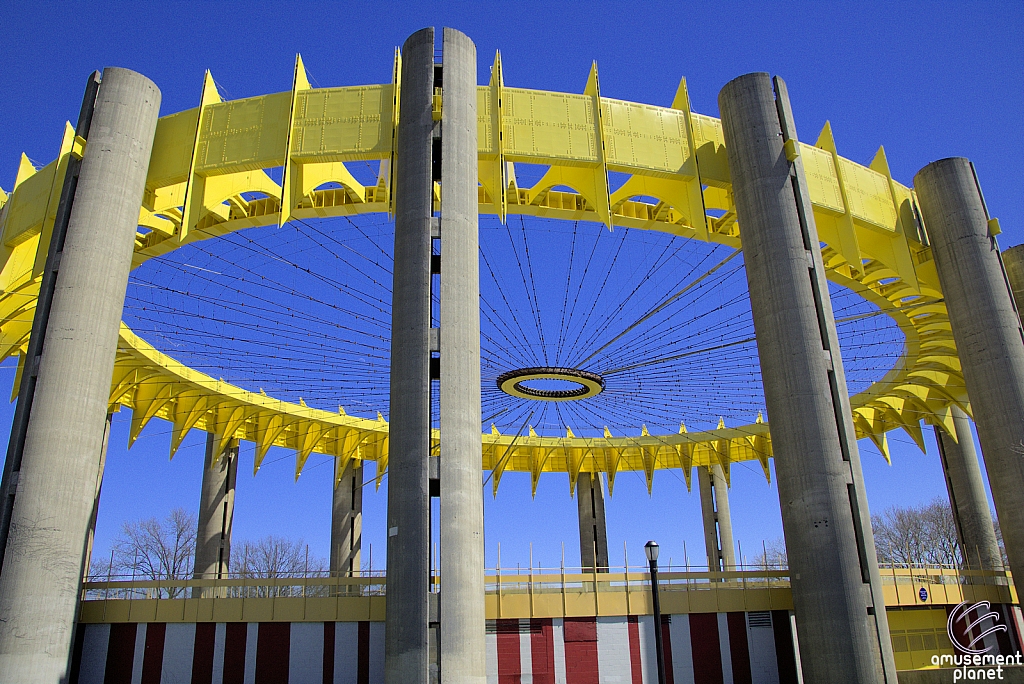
[933,407,1004,573]
[0,68,160,682]
[385,27,434,684]
[331,460,363,577]
[719,72,895,683]
[193,432,238,592]
[697,465,735,571]
[576,473,609,572]
[438,27,484,684]
[915,158,1024,587]
[1002,245,1024,309]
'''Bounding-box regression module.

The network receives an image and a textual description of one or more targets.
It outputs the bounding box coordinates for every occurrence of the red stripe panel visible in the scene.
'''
[689,613,723,684]
[223,623,247,684]
[562,617,599,684]
[358,621,370,684]
[104,622,137,684]
[662,617,675,684]
[727,613,752,684]
[192,623,217,684]
[69,625,87,684]
[496,618,521,684]
[141,623,166,684]
[530,618,555,684]
[255,622,290,684]
[627,616,643,684]
[323,622,336,684]
[770,611,799,684]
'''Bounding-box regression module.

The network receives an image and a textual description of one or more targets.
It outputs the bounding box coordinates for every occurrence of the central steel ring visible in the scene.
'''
[496,367,606,401]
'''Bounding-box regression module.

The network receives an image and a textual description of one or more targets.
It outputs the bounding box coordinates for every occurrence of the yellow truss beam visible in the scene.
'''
[0,56,969,494]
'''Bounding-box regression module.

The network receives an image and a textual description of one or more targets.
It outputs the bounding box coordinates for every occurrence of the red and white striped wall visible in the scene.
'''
[486,611,798,684]
[71,621,385,684]
[71,611,798,683]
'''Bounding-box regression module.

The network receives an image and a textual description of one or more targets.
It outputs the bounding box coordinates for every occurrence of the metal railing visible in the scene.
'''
[78,563,1015,624]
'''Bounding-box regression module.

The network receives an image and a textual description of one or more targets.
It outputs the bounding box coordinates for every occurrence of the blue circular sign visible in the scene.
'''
[919,587,929,601]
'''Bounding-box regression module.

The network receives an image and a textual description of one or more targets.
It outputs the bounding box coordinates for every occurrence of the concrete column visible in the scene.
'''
[915,158,1024,588]
[385,27,434,684]
[1001,244,1024,308]
[576,472,609,572]
[697,465,736,571]
[331,460,363,577]
[933,408,1003,573]
[0,68,160,682]
[719,72,895,683]
[438,27,484,684]
[193,432,238,595]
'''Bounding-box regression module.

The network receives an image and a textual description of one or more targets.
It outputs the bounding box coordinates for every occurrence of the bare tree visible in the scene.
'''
[994,520,1009,567]
[872,498,960,567]
[91,508,197,598]
[754,537,788,571]
[231,536,327,597]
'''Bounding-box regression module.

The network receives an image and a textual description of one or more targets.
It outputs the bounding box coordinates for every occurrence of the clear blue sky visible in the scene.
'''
[0,1,1021,573]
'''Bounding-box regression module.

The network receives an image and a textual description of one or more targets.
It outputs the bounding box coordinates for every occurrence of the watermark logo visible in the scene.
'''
[931,601,1021,681]
[948,600,1007,655]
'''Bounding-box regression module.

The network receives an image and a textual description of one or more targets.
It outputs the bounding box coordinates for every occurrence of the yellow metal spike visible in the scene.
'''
[530,445,547,498]
[717,417,725,429]
[529,425,537,438]
[668,76,710,240]
[254,413,287,473]
[641,442,656,494]
[179,71,223,243]
[127,382,174,449]
[677,441,694,492]
[280,54,312,227]
[375,436,388,490]
[814,121,863,276]
[868,430,892,465]
[641,424,650,436]
[679,422,687,434]
[169,395,208,460]
[565,426,574,438]
[491,424,500,435]
[215,405,248,460]
[480,50,507,223]
[338,405,345,414]
[567,441,584,497]
[377,412,385,422]
[755,411,764,424]
[933,405,958,443]
[10,353,26,403]
[868,144,921,287]
[603,426,612,439]
[901,418,927,454]
[14,154,36,189]
[295,420,324,479]
[387,46,401,218]
[299,397,307,407]
[334,449,352,490]
[715,436,732,486]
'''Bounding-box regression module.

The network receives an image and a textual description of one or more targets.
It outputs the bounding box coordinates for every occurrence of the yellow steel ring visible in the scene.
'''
[497,367,605,402]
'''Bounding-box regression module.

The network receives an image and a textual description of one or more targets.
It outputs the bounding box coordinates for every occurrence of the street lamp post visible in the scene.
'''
[645,540,667,684]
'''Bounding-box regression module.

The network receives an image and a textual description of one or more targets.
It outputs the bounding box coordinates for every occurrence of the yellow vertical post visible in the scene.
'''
[180,72,223,243]
[279,55,312,228]
[815,122,864,276]
[671,77,710,241]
